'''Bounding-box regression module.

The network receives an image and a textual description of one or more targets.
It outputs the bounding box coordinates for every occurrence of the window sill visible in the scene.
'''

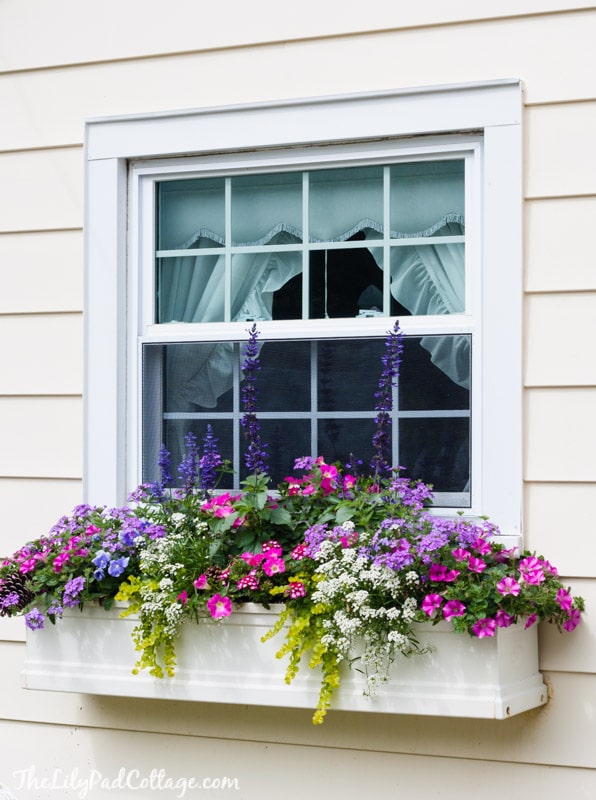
[21,603,547,719]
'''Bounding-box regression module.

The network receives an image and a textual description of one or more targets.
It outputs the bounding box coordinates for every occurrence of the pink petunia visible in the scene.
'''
[519,556,545,585]
[496,575,521,597]
[524,613,537,629]
[429,564,447,581]
[240,551,266,567]
[472,537,492,556]
[472,617,497,638]
[343,475,356,491]
[421,594,443,616]
[467,557,486,574]
[563,608,581,632]
[85,525,101,535]
[556,588,573,612]
[495,609,514,628]
[443,599,466,621]
[194,574,209,590]
[177,591,188,605]
[207,593,232,619]
[263,557,285,576]
[451,548,470,562]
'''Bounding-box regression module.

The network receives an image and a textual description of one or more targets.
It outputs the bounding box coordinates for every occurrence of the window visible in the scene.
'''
[85,81,522,535]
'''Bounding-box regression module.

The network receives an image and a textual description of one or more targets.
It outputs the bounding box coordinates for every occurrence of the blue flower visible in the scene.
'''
[107,557,129,578]
[92,550,110,570]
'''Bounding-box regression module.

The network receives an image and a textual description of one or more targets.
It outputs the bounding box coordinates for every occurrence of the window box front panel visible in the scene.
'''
[22,604,547,719]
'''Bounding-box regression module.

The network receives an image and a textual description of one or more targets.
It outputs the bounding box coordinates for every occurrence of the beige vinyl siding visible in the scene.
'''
[1,0,595,73]
[0,314,82,395]
[0,2,595,796]
[525,483,596,573]
[0,231,83,313]
[526,198,596,292]
[0,148,82,232]
[525,293,596,386]
[0,478,83,544]
[0,397,82,478]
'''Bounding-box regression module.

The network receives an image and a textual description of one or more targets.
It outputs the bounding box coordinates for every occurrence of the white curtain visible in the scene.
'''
[161,213,468,410]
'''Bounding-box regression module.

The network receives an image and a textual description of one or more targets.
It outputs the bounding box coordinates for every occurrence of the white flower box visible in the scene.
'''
[21,603,547,719]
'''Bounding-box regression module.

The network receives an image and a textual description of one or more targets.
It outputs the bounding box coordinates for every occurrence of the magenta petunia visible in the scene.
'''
[207,593,232,619]
[496,575,521,596]
[524,613,537,629]
[443,599,466,621]
[556,588,573,612]
[263,557,285,576]
[194,573,209,590]
[495,609,514,628]
[471,617,497,638]
[421,594,443,616]
[563,608,581,632]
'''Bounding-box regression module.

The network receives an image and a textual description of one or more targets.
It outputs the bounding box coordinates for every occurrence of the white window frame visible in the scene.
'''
[84,80,522,537]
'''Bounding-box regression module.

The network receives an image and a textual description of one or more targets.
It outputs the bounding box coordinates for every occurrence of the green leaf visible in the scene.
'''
[268,507,293,527]
[335,505,354,525]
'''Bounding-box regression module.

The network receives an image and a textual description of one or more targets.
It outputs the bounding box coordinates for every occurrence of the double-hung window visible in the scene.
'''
[85,81,522,535]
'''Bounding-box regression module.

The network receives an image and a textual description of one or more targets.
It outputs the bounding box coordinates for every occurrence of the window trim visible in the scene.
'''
[84,80,522,535]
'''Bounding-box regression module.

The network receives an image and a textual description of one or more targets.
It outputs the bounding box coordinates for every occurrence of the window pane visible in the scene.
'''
[157,254,226,323]
[400,335,470,410]
[390,160,464,233]
[231,172,302,244]
[157,178,225,250]
[399,417,470,495]
[309,166,384,242]
[318,339,384,411]
[309,242,385,319]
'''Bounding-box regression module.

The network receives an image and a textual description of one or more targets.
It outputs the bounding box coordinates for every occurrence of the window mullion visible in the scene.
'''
[311,340,318,456]
[225,177,232,322]
[383,166,391,316]
[302,172,309,321]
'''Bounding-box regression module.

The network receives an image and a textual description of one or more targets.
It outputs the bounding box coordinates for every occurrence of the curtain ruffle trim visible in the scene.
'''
[176,213,464,250]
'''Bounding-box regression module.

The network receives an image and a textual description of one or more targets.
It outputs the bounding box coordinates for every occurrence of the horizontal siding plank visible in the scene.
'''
[526,102,596,198]
[0,477,82,546]
[0,397,82,479]
[525,483,596,577]
[0,231,83,313]
[525,197,596,292]
[2,15,596,151]
[0,149,82,233]
[1,0,595,74]
[525,388,596,482]
[525,293,596,386]
[1,644,596,770]
[0,314,82,395]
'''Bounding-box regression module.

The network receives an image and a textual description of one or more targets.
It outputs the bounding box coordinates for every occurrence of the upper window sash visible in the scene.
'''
[133,143,480,337]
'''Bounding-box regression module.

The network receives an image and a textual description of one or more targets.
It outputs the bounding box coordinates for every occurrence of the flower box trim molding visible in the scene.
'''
[21,604,547,719]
